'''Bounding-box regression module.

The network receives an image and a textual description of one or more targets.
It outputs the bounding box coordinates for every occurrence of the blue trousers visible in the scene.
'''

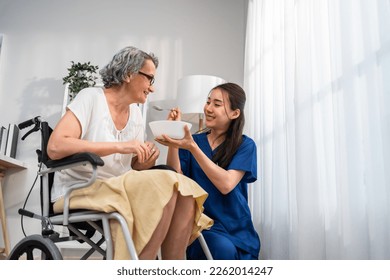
[187,230,258,260]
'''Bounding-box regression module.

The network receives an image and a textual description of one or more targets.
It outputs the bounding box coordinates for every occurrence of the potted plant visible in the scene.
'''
[63,61,99,101]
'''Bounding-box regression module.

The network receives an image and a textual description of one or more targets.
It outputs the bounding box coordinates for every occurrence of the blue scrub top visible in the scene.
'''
[179,132,260,257]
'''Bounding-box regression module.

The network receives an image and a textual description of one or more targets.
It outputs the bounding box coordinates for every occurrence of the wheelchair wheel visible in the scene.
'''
[8,234,63,260]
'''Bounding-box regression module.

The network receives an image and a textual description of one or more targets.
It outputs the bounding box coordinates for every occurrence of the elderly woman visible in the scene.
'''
[47,46,212,260]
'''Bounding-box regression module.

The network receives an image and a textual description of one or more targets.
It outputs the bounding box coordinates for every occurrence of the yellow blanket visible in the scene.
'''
[53,169,213,259]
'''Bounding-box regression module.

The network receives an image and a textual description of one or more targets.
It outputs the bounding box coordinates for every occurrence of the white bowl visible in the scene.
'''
[149,120,192,139]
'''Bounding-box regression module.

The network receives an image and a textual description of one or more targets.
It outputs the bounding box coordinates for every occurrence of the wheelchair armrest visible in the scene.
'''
[45,152,105,169]
[42,153,104,226]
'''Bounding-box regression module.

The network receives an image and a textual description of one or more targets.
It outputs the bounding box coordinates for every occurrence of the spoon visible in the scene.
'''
[152,105,171,111]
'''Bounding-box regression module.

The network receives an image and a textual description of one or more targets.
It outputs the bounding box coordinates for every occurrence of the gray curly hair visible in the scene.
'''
[100,46,159,88]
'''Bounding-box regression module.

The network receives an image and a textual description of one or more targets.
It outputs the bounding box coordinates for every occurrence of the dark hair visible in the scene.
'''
[100,46,159,88]
[210,82,246,169]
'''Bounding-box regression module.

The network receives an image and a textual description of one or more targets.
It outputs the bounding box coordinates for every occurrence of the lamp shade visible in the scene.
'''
[176,75,226,114]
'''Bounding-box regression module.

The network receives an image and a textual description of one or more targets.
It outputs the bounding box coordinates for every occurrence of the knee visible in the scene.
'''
[189,232,239,260]
[176,194,196,217]
[209,239,238,260]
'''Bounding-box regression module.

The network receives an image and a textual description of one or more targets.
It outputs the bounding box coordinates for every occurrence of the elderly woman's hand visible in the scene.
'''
[145,141,160,161]
[130,141,160,170]
[122,140,151,163]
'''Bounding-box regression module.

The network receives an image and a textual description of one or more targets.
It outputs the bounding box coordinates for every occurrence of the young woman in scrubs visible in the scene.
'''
[157,82,260,260]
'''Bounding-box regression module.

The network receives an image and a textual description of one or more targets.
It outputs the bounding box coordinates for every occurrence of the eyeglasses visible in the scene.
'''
[138,71,155,86]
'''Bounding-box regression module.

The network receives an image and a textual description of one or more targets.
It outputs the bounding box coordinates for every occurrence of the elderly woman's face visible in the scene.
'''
[128,59,156,104]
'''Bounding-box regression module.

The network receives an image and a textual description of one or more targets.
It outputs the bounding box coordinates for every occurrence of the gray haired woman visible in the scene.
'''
[48,46,212,260]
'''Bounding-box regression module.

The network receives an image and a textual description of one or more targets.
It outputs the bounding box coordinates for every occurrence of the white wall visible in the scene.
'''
[0,0,247,250]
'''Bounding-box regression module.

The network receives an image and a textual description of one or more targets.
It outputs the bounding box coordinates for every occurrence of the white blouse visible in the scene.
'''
[51,87,144,202]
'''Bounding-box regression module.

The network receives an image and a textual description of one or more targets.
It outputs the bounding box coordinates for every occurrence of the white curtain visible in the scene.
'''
[244,0,390,259]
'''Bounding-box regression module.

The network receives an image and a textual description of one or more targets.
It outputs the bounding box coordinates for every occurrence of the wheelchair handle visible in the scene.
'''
[18,116,41,140]
[18,208,35,218]
[18,116,41,129]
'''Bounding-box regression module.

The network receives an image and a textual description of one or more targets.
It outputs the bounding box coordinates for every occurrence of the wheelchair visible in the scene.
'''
[7,116,213,260]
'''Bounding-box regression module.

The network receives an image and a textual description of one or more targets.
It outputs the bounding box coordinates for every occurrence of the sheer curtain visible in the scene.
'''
[244,0,390,259]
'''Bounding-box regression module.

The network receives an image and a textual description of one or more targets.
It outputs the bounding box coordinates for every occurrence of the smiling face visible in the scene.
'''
[203,88,240,132]
[126,59,156,104]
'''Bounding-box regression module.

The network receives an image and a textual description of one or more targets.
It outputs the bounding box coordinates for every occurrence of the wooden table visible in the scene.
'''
[0,155,27,257]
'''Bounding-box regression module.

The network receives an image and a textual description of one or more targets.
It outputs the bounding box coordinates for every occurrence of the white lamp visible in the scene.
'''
[176,75,225,130]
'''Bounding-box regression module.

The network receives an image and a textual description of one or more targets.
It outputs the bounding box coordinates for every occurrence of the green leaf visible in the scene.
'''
[63,61,99,99]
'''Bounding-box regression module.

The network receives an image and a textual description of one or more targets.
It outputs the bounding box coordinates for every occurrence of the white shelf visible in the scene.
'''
[0,154,27,169]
